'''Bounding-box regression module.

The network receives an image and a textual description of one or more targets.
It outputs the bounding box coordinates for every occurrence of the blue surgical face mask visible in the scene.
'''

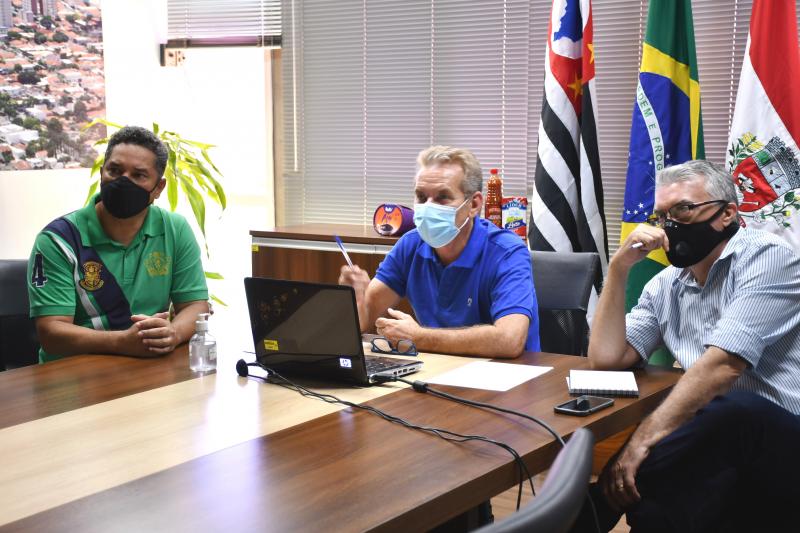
[413,197,471,248]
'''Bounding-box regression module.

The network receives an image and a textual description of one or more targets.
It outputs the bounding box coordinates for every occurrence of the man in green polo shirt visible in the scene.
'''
[27,126,209,362]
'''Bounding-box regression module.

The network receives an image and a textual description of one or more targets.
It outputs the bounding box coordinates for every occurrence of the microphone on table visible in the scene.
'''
[236,358,269,378]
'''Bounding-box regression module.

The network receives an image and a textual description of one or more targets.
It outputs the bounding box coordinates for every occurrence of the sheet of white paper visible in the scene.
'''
[426,361,553,391]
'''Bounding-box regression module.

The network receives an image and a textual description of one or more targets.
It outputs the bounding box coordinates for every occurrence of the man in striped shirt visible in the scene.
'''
[581,160,800,532]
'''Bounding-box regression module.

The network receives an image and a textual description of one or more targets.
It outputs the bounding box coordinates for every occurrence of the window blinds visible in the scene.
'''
[282,0,538,224]
[279,0,794,251]
[167,0,281,47]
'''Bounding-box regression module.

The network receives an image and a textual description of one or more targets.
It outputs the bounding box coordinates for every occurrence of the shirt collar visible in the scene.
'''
[79,198,110,246]
[717,225,743,261]
[140,204,164,238]
[450,217,486,268]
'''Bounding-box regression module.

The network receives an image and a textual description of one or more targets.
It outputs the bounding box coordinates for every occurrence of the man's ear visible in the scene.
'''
[153,178,167,199]
[722,203,738,225]
[470,191,483,217]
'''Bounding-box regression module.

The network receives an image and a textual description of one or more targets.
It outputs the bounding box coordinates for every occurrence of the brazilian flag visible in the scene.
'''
[621,0,703,366]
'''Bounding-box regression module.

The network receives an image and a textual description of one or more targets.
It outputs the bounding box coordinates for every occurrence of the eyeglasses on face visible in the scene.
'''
[370,337,418,356]
[646,199,728,228]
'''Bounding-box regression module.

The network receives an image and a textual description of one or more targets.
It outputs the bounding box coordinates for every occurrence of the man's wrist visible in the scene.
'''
[108,329,127,355]
[608,255,635,277]
[411,325,430,351]
[629,418,666,452]
[169,315,190,345]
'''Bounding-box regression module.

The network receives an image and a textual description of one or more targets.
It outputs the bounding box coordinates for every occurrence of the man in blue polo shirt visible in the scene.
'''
[339,145,539,358]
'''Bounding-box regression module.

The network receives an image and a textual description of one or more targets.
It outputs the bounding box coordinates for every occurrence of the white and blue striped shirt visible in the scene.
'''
[627,228,800,415]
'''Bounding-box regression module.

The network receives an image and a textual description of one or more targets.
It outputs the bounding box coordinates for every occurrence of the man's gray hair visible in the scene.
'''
[416,145,483,196]
[656,160,739,206]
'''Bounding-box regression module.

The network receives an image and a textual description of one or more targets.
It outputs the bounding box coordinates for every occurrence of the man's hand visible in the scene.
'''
[338,265,371,306]
[375,308,421,343]
[599,437,649,511]
[112,321,161,358]
[35,306,201,358]
[613,224,669,271]
[131,312,179,355]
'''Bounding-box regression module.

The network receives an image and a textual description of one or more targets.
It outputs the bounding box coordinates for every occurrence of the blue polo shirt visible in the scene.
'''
[375,217,540,352]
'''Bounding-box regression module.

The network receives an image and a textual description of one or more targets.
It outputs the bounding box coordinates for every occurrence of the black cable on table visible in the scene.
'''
[246,365,536,509]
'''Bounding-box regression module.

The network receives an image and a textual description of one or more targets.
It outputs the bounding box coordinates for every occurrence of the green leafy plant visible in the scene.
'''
[83,118,227,305]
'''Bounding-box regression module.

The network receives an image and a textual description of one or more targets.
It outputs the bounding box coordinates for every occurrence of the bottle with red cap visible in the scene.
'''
[485,168,503,228]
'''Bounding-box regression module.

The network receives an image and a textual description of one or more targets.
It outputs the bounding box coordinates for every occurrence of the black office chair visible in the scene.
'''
[476,428,595,533]
[0,259,40,370]
[531,251,601,356]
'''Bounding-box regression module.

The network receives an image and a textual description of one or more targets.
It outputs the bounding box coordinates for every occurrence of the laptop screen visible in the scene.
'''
[245,278,363,358]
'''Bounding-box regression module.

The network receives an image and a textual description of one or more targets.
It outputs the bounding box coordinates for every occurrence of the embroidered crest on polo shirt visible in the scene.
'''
[79,260,104,291]
[145,252,172,277]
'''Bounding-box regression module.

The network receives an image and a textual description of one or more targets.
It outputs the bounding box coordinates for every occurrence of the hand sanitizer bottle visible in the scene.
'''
[189,313,217,372]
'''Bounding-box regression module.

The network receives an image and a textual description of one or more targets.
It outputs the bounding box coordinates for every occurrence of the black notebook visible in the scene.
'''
[567,369,639,397]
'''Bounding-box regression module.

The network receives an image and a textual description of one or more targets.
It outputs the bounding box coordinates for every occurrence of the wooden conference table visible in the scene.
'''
[0,347,680,532]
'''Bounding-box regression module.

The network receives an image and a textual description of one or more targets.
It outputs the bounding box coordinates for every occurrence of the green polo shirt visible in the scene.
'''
[27,199,209,362]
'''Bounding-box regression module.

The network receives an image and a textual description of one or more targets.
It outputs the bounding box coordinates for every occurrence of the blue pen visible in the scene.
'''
[334,235,355,270]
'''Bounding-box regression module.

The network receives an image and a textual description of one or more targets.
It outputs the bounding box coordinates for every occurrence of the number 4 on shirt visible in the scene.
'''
[31,252,48,288]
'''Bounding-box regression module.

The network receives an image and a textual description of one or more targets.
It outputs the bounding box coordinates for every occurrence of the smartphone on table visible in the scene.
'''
[554,395,614,416]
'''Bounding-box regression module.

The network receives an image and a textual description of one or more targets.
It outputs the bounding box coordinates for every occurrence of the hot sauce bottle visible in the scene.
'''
[485,168,503,228]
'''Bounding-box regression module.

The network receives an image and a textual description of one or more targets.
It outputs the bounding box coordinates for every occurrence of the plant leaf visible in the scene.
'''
[182,138,216,150]
[205,173,227,210]
[165,168,178,211]
[188,165,221,204]
[190,168,219,202]
[177,157,213,195]
[179,152,225,209]
[152,122,159,135]
[209,294,228,307]
[82,117,123,131]
[83,179,99,206]
[178,173,206,239]
[204,271,224,279]
[166,149,178,210]
[89,154,104,179]
[200,148,222,176]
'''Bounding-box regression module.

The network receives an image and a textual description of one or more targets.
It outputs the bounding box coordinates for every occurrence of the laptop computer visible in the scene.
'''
[244,277,423,385]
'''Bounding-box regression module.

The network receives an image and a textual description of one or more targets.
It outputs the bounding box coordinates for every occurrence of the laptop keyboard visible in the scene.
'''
[365,355,412,373]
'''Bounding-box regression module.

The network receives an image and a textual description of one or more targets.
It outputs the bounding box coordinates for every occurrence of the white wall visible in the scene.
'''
[0,0,275,350]
[0,168,89,259]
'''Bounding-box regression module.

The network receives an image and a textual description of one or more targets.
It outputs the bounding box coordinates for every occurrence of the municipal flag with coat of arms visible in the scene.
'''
[727,0,800,250]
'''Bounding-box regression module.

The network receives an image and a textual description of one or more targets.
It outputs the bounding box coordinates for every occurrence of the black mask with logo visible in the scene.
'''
[664,203,739,268]
[100,176,159,219]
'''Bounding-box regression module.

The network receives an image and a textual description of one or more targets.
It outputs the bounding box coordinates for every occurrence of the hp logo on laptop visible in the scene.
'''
[339,358,352,369]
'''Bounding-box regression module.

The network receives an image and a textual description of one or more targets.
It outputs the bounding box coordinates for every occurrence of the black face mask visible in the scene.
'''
[100,176,159,219]
[664,204,739,268]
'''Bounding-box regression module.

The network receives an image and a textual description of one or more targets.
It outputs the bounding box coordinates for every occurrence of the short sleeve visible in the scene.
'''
[625,278,664,361]
[27,231,78,317]
[170,217,209,304]
[705,242,800,368]
[374,233,414,298]
[489,243,535,321]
